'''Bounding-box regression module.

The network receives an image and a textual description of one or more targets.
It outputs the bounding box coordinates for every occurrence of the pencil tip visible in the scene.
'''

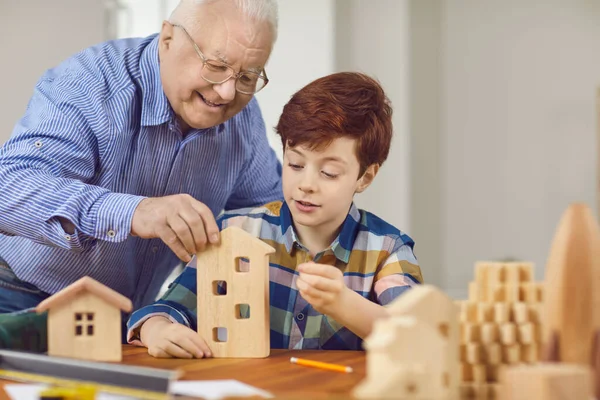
[346,367,353,373]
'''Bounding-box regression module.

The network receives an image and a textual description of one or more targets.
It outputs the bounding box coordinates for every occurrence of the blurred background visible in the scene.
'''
[1,0,599,298]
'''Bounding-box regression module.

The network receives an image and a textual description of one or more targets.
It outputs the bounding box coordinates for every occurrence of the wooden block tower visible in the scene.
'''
[457,262,544,399]
[196,226,275,358]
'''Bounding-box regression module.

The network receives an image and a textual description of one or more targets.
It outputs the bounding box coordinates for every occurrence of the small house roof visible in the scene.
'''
[36,276,132,313]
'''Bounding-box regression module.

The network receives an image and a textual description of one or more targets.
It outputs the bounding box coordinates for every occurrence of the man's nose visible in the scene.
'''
[213,78,237,102]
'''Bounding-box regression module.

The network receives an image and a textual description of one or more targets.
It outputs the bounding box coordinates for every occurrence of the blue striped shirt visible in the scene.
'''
[0,34,283,309]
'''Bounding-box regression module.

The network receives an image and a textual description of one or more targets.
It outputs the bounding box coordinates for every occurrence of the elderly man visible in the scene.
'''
[0,0,282,313]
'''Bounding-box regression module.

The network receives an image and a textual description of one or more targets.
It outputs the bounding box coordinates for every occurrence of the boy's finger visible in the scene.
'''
[162,341,194,359]
[148,347,171,359]
[179,336,205,358]
[298,262,338,278]
[191,335,213,358]
[299,273,335,292]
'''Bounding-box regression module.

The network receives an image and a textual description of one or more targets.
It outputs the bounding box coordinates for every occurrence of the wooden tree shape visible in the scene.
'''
[196,226,275,358]
[542,203,600,398]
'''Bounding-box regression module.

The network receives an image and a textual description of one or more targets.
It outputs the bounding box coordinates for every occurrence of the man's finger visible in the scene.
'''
[159,227,192,262]
[179,207,208,253]
[189,201,220,244]
[168,215,196,255]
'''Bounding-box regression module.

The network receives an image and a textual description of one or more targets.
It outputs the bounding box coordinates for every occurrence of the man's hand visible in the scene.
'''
[131,194,219,262]
[140,316,212,359]
[296,262,349,316]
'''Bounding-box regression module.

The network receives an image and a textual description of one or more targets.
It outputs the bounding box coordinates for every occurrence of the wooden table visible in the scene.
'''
[0,345,366,399]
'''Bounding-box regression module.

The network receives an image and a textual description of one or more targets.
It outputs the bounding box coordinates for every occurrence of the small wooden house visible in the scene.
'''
[36,276,132,361]
[354,285,459,399]
[196,226,275,358]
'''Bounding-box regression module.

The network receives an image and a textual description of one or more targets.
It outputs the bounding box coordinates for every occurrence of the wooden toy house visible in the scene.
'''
[36,276,132,361]
[196,226,275,358]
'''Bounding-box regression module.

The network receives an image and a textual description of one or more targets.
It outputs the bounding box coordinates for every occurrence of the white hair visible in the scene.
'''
[171,0,279,44]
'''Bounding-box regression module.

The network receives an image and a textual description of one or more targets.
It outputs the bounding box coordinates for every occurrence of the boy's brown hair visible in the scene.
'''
[275,72,393,177]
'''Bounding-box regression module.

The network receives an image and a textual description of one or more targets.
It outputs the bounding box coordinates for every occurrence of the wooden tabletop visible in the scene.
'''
[1,345,366,399]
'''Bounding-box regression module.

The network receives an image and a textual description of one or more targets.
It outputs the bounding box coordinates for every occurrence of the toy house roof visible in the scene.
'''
[36,276,133,313]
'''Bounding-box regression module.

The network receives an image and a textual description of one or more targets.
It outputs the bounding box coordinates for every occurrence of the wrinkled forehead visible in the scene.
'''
[190,10,274,71]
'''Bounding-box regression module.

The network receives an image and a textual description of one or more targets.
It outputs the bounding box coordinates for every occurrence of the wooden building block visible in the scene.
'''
[469,282,479,303]
[477,303,493,323]
[499,324,517,345]
[480,323,498,344]
[493,303,510,324]
[520,283,540,304]
[486,365,501,382]
[501,363,592,400]
[462,323,481,343]
[472,364,487,383]
[460,301,478,323]
[461,363,474,382]
[197,227,275,358]
[466,343,483,364]
[502,345,521,364]
[511,303,529,324]
[517,323,535,345]
[484,344,502,366]
[521,344,539,363]
[528,304,542,324]
[490,285,504,302]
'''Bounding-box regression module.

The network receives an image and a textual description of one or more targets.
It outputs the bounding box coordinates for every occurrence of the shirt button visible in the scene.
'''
[34,141,43,148]
[107,230,116,238]
[296,313,305,321]
[152,246,158,253]
[64,235,71,241]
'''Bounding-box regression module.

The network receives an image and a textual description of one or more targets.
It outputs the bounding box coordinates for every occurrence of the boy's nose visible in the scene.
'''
[298,175,316,193]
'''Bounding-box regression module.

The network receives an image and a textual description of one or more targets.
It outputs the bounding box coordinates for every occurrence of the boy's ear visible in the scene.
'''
[355,164,380,194]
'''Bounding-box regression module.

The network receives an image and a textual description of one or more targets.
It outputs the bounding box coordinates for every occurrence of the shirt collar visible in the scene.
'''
[279,201,361,264]
[140,34,172,127]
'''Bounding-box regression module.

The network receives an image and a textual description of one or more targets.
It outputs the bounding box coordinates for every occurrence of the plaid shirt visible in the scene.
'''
[127,201,423,350]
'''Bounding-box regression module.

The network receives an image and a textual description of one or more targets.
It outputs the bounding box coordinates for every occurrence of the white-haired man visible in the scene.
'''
[0,0,282,321]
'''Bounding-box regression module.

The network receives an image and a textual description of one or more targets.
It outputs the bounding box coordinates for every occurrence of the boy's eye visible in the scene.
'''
[288,163,303,170]
[322,171,338,179]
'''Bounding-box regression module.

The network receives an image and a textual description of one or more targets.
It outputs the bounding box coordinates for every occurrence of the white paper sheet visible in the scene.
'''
[170,379,273,399]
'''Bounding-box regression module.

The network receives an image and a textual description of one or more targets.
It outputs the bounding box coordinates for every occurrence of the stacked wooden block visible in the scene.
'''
[457,262,544,399]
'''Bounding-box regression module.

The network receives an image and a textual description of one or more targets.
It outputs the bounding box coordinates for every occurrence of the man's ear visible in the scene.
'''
[159,21,175,52]
[355,164,380,193]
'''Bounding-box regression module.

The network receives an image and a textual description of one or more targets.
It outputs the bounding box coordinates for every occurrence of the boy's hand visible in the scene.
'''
[140,316,212,359]
[296,262,349,316]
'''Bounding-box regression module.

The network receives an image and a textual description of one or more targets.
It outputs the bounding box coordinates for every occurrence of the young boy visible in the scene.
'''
[127,72,424,358]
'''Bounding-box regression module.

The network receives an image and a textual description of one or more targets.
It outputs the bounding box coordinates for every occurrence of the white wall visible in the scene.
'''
[436,0,600,297]
[409,0,443,287]
[0,0,109,145]
[335,0,412,238]
[255,0,335,160]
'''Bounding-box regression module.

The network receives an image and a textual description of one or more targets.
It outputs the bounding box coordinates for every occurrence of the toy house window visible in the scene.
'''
[74,312,95,336]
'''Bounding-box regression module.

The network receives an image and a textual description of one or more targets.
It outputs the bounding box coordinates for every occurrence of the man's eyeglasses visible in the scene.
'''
[172,23,269,95]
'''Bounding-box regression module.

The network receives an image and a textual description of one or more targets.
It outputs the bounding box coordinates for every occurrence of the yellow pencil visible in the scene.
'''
[289,357,353,373]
